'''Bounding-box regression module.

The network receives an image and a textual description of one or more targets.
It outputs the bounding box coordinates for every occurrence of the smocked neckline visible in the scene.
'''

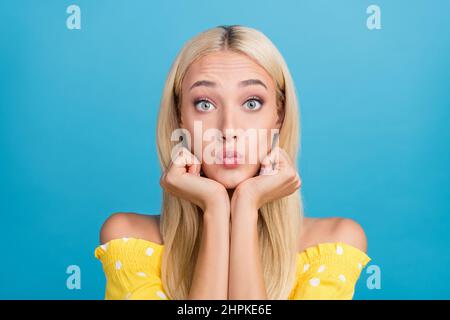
[95,237,369,258]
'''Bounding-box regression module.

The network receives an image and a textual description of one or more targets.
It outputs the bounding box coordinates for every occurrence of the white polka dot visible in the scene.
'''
[358,263,362,270]
[136,272,147,277]
[156,291,167,299]
[309,278,320,287]
[101,244,108,251]
[146,247,154,256]
[317,265,326,273]
[115,260,122,270]
[336,245,344,255]
[122,237,129,242]
[124,292,132,300]
[303,263,310,272]
[338,274,346,282]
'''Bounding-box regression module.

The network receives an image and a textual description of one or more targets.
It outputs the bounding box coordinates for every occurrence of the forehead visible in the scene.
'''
[182,50,274,88]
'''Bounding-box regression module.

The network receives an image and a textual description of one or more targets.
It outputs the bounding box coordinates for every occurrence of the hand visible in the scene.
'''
[231,147,302,213]
[160,146,229,212]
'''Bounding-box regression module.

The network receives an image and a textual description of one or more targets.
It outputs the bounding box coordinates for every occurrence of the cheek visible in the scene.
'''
[260,105,280,128]
[240,107,279,135]
[241,127,276,163]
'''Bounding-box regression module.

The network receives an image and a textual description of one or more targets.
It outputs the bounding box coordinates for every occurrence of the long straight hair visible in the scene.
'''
[156,25,304,299]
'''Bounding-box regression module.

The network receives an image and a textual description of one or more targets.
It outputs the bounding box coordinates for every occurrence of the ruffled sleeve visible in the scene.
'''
[94,237,169,300]
[288,242,371,300]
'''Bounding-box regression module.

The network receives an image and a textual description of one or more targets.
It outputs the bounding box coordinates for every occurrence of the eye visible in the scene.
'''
[243,97,263,111]
[194,98,216,112]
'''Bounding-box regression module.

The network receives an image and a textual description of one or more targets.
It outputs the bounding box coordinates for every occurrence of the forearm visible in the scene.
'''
[187,207,230,299]
[228,202,268,299]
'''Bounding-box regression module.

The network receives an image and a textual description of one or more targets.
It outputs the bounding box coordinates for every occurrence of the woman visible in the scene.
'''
[94,25,371,300]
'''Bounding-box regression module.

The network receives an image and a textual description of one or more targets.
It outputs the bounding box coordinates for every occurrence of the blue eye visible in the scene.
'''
[244,97,263,110]
[194,99,216,112]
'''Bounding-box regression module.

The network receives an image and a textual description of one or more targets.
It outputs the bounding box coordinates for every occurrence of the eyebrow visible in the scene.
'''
[239,79,267,90]
[189,78,267,91]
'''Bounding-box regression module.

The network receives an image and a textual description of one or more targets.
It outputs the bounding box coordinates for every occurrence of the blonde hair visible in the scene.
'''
[156,25,304,299]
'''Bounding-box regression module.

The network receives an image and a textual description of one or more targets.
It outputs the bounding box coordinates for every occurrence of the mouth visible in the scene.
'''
[215,149,244,169]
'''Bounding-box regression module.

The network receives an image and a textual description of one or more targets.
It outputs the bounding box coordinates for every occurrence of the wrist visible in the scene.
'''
[230,197,259,222]
[203,207,231,239]
[204,198,230,220]
[231,186,260,213]
[204,188,230,212]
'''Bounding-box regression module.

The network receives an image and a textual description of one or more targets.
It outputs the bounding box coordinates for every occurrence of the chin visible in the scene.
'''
[203,164,258,189]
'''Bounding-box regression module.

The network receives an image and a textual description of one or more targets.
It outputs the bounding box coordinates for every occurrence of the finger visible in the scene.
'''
[172,147,201,175]
[259,147,280,175]
[296,176,302,189]
[187,156,201,176]
[269,147,282,173]
[259,158,275,175]
[261,147,294,175]
[273,147,296,174]
[181,148,201,176]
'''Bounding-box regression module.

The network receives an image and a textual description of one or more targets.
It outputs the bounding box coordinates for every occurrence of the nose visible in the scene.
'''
[221,130,238,143]
[219,107,238,143]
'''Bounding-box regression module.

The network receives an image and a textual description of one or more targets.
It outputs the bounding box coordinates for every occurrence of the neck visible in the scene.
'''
[227,188,235,200]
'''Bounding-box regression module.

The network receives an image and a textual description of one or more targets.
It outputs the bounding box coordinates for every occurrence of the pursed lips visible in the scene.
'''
[215,149,244,163]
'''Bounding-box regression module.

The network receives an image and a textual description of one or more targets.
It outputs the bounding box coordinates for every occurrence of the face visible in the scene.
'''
[179,50,282,189]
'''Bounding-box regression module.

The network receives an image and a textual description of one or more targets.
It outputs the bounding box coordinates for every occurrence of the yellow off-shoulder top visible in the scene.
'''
[94,238,371,300]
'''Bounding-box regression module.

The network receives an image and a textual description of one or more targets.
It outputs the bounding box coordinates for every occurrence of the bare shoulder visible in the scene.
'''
[300,217,367,253]
[99,212,163,245]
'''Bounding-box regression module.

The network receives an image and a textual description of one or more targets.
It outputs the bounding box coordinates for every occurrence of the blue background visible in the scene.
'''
[0,0,449,299]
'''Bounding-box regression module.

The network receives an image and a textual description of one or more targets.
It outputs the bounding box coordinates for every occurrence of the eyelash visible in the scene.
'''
[193,96,264,111]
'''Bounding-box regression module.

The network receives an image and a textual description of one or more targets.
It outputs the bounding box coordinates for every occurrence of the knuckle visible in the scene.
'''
[159,172,166,185]
[293,174,302,189]
[278,148,287,158]
[287,169,297,181]
[261,156,271,166]
[159,176,168,189]
[165,171,176,185]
